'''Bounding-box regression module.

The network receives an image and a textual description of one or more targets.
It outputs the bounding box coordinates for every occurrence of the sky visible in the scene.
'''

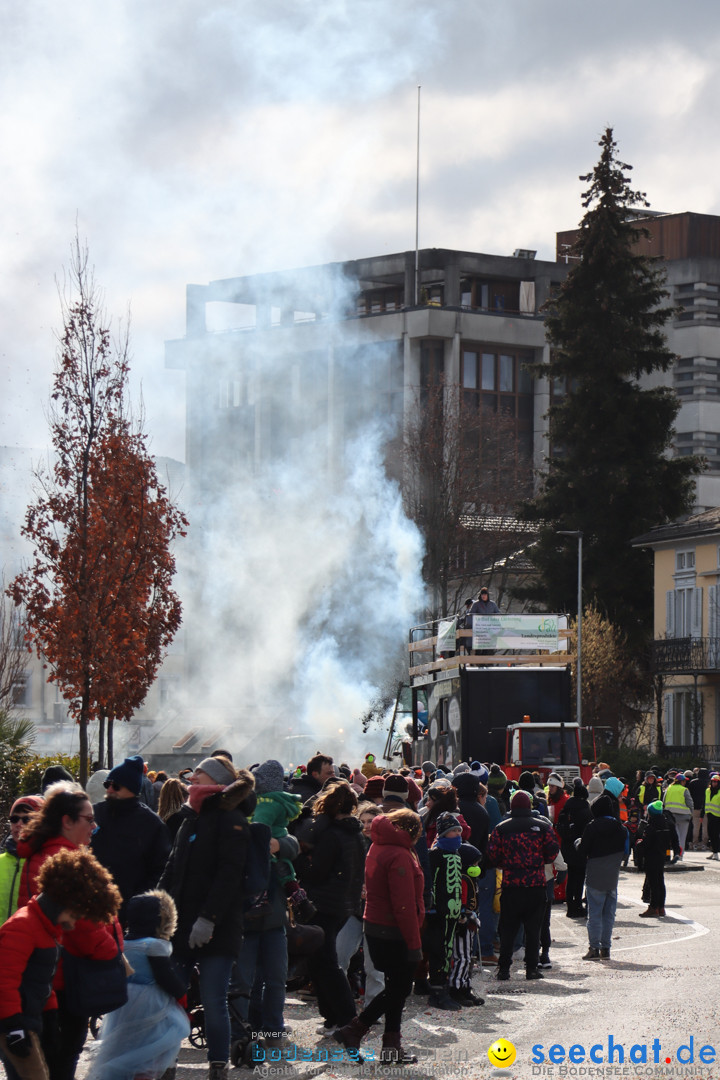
[3,0,720,463]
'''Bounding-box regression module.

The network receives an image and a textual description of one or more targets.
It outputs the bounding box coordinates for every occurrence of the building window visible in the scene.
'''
[420,340,445,388]
[11,673,31,708]
[666,586,702,637]
[666,690,699,746]
[676,550,696,571]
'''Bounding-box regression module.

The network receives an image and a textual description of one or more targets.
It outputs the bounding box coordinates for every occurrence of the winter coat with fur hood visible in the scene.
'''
[158,772,255,960]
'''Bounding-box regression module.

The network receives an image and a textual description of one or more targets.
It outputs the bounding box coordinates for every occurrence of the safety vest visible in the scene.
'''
[638,784,659,805]
[618,787,628,823]
[664,784,691,816]
[705,787,720,818]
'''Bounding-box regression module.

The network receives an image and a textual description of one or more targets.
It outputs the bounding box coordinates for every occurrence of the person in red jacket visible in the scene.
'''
[0,846,121,1080]
[334,809,425,1065]
[17,783,124,1080]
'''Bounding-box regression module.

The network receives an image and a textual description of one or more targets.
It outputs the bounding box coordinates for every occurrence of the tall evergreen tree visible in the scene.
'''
[518,128,702,648]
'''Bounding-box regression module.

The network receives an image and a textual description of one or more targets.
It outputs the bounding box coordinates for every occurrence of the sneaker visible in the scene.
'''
[583,948,601,960]
[537,956,552,969]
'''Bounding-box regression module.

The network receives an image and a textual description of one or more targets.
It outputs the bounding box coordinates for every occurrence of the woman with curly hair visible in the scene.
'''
[159,756,254,1080]
[0,847,121,1080]
[301,780,365,1038]
[16,783,124,1080]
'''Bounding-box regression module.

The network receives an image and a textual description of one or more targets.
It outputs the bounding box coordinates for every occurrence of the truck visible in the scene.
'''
[406,615,594,784]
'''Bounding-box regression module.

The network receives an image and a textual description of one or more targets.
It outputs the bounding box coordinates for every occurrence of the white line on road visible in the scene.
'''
[612,893,709,953]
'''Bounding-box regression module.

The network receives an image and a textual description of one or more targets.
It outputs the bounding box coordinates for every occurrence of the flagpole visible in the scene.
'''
[414,84,421,306]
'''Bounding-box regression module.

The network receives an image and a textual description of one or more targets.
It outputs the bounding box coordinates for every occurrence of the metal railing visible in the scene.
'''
[652,637,720,674]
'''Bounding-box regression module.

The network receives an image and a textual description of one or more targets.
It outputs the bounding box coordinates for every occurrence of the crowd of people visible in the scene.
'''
[0,750,717,1080]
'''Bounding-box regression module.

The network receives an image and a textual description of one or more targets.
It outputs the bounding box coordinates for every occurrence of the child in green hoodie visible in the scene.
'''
[251,760,302,883]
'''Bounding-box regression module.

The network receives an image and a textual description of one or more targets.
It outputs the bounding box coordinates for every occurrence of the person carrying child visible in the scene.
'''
[88,890,190,1080]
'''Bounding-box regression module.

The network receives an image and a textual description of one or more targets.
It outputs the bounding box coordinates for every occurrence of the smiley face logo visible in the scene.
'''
[488,1039,517,1068]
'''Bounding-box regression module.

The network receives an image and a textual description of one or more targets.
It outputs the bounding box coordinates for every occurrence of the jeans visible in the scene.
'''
[475,871,497,955]
[184,953,235,1063]
[230,928,288,1037]
[585,885,617,949]
[335,915,384,1005]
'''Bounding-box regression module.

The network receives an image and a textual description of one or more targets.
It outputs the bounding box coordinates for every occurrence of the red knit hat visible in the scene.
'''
[363,776,386,801]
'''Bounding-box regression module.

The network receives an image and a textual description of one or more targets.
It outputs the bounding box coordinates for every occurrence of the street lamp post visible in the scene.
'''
[558,531,583,729]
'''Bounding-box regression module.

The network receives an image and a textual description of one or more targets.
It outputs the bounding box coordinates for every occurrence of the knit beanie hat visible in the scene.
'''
[435,811,462,837]
[475,765,489,784]
[587,776,604,803]
[106,755,145,796]
[382,775,409,801]
[453,762,471,776]
[421,761,436,775]
[648,800,664,816]
[252,760,285,794]
[604,777,624,798]
[547,773,564,788]
[510,790,532,812]
[572,777,588,800]
[194,756,236,787]
[363,776,386,801]
[591,794,614,818]
[10,795,44,816]
[40,764,75,793]
[405,776,422,809]
[352,769,367,790]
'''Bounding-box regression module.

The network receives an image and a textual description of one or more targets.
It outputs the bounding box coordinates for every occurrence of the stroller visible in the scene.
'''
[184,966,262,1068]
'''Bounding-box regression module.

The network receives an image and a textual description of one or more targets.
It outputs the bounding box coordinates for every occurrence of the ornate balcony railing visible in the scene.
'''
[652,637,720,674]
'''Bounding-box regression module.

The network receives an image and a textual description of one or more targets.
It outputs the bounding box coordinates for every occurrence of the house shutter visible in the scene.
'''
[709,586,720,666]
[666,590,676,636]
[664,693,674,745]
[690,587,703,638]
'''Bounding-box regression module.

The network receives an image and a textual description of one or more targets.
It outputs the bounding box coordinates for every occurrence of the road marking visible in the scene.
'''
[612,893,709,953]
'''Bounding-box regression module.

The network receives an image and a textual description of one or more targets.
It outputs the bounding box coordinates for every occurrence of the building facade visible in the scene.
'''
[634,508,720,763]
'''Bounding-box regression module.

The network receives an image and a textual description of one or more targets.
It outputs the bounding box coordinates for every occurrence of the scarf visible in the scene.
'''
[187,784,223,813]
[435,835,462,852]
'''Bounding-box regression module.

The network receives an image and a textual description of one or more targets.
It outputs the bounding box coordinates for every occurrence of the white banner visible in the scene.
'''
[472,614,560,651]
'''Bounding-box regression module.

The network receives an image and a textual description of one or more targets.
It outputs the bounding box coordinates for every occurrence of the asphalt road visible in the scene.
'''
[74,848,720,1080]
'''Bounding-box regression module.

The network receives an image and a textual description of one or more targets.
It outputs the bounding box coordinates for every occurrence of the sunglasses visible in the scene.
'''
[9,814,31,825]
[103,780,122,791]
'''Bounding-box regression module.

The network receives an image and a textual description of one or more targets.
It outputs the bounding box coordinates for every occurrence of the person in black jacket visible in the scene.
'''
[289,754,334,805]
[635,801,678,918]
[556,779,593,918]
[90,756,171,925]
[299,781,365,1037]
[159,756,253,1079]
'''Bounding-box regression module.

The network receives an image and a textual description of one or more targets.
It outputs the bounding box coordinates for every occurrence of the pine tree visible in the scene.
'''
[518,128,702,648]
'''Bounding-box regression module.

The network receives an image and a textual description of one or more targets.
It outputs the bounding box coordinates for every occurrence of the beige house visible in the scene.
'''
[634,508,720,758]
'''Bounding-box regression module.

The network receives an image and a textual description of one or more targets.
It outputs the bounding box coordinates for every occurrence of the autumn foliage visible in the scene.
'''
[9,239,187,783]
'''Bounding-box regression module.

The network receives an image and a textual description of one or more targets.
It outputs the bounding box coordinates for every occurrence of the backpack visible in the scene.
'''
[243,821,272,912]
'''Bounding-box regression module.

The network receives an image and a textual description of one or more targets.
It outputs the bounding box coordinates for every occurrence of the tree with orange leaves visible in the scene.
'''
[8,238,187,784]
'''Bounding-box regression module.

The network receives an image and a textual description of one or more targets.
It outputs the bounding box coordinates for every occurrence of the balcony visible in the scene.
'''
[652,637,720,674]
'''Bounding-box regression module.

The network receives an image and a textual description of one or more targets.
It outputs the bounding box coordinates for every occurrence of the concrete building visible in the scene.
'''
[166,214,720,523]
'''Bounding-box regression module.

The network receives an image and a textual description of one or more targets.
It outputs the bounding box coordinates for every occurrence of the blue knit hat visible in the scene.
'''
[648,800,664,816]
[106,755,145,796]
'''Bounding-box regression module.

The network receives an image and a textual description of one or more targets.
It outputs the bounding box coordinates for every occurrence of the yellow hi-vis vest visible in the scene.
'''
[664,784,691,816]
[705,787,720,818]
